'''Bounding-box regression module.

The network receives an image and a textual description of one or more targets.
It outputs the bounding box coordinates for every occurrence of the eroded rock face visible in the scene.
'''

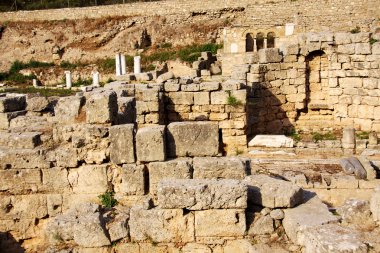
[136,125,166,162]
[129,206,194,243]
[157,179,247,210]
[0,94,26,113]
[193,157,249,179]
[166,122,219,157]
[243,175,303,208]
[86,90,118,124]
[109,124,135,164]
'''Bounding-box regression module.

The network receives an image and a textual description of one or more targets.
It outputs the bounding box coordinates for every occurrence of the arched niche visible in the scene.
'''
[267,32,276,48]
[256,32,264,51]
[246,33,254,52]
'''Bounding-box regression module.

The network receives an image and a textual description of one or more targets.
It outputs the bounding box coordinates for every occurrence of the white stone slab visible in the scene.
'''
[248,135,294,148]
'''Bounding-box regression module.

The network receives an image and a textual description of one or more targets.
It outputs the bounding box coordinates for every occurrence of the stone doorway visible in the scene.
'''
[296,50,334,131]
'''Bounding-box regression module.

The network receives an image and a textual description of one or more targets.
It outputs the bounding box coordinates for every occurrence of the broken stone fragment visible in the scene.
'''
[243,174,303,208]
[0,94,26,113]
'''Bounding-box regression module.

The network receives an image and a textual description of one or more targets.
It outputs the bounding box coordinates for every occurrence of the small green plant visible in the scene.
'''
[370,38,378,45]
[60,60,78,69]
[350,26,361,34]
[286,129,302,142]
[226,91,242,107]
[53,232,64,242]
[71,77,92,87]
[312,131,337,142]
[160,42,172,49]
[356,131,370,140]
[98,191,118,208]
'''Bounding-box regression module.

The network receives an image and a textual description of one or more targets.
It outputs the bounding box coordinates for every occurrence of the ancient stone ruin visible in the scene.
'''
[0,0,380,252]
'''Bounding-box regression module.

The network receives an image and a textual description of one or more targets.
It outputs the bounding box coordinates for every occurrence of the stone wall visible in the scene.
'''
[222,31,380,135]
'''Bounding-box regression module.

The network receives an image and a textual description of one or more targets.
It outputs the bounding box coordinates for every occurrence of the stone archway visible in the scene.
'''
[246,33,254,52]
[296,50,334,131]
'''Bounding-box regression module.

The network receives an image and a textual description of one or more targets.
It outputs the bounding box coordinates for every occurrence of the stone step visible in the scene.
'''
[0,132,41,149]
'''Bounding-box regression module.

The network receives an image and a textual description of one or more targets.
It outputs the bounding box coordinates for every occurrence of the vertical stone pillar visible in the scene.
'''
[32,79,38,88]
[115,53,121,76]
[65,71,72,89]
[253,39,257,52]
[264,38,268,49]
[92,71,100,87]
[121,54,127,75]
[134,56,141,74]
[342,127,355,154]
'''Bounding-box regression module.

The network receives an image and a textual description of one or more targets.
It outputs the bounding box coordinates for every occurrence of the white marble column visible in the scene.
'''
[264,38,268,49]
[121,54,127,75]
[115,53,121,76]
[92,71,100,87]
[254,39,257,52]
[32,79,38,88]
[134,56,141,74]
[65,71,72,89]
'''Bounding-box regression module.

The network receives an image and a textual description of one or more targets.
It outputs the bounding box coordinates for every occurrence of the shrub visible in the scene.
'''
[312,131,337,142]
[97,58,115,73]
[226,91,242,107]
[60,61,78,69]
[286,129,302,142]
[356,131,369,140]
[370,38,378,45]
[98,191,118,208]
[72,77,92,87]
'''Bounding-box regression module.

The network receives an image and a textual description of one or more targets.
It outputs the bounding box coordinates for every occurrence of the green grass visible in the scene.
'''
[356,131,370,140]
[312,131,337,142]
[286,129,302,142]
[226,91,242,107]
[370,38,378,45]
[9,60,54,74]
[71,77,93,87]
[0,87,75,97]
[98,191,118,208]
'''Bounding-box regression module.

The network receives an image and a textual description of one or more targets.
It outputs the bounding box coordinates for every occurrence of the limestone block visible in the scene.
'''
[106,211,130,242]
[0,169,42,194]
[0,195,47,219]
[210,91,228,104]
[335,33,351,44]
[200,82,220,91]
[182,243,212,253]
[129,207,194,243]
[136,126,166,162]
[148,158,192,195]
[109,124,135,164]
[195,209,246,237]
[259,48,282,63]
[135,73,152,82]
[250,215,274,235]
[167,122,219,157]
[370,186,380,221]
[355,43,371,55]
[86,90,118,124]
[164,82,180,92]
[283,196,339,244]
[339,77,362,88]
[104,81,135,97]
[157,179,247,210]
[0,95,26,112]
[113,164,146,196]
[167,92,194,105]
[157,71,174,83]
[135,87,160,102]
[26,96,49,112]
[342,127,355,149]
[117,97,135,124]
[182,83,200,92]
[54,96,84,123]
[0,111,26,129]
[193,157,248,179]
[248,135,293,148]
[301,224,367,253]
[243,175,303,208]
[42,168,70,193]
[357,156,377,180]
[221,79,244,91]
[0,148,50,169]
[194,92,210,105]
[74,213,111,247]
[69,165,108,194]
[350,33,370,43]
[337,44,355,54]
[0,132,41,149]
[372,42,380,55]
[51,147,78,168]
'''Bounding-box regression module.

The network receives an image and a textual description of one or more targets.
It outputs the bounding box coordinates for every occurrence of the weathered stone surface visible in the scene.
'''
[0,95,26,112]
[0,148,50,169]
[157,71,174,83]
[46,203,110,247]
[109,124,135,164]
[259,48,282,63]
[68,165,108,194]
[157,179,247,210]
[301,224,367,253]
[167,122,219,157]
[0,169,42,194]
[129,206,194,243]
[136,126,166,162]
[117,97,135,124]
[182,243,212,253]
[26,96,49,112]
[113,164,146,195]
[340,157,367,179]
[283,195,339,244]
[148,158,192,195]
[0,132,41,149]
[193,157,248,179]
[86,90,118,124]
[104,81,135,97]
[248,135,294,148]
[370,186,380,222]
[54,96,84,123]
[250,215,274,235]
[48,147,78,168]
[243,175,303,208]
[270,209,285,220]
[0,195,47,219]
[195,209,246,237]
[0,110,26,129]
[104,209,129,242]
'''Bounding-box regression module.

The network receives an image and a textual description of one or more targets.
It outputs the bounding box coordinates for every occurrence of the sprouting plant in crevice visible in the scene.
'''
[226,91,242,107]
[98,191,118,208]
